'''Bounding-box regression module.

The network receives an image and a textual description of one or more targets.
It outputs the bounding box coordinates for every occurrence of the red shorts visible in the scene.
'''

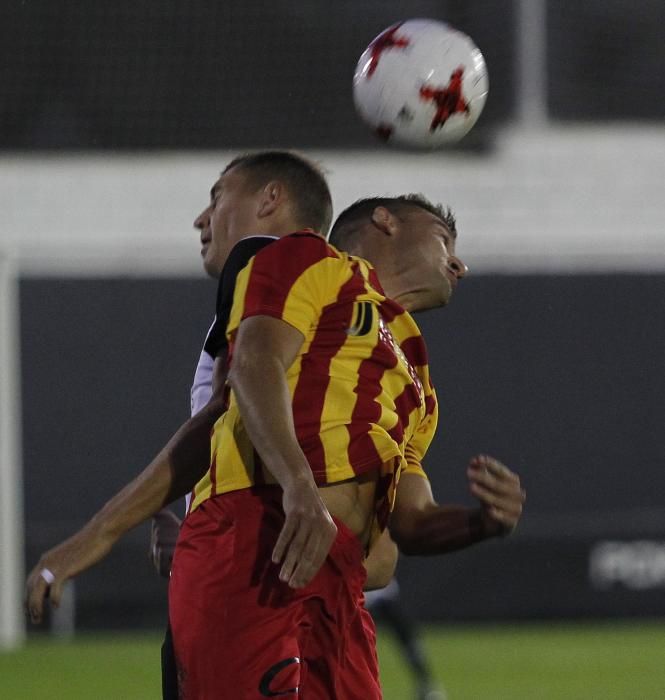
[169,487,381,699]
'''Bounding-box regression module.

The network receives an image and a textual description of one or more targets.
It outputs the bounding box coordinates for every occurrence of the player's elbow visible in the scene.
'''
[228,348,270,389]
[364,562,396,592]
[389,508,427,556]
[391,532,421,556]
[389,517,424,556]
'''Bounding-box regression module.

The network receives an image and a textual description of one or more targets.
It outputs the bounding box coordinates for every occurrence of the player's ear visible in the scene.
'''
[371,206,398,237]
[256,180,284,218]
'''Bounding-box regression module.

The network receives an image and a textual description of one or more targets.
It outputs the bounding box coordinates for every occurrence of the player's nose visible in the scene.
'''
[447,254,467,279]
[193,206,210,231]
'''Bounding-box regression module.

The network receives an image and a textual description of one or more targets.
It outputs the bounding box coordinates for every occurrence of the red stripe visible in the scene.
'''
[346,339,396,472]
[339,278,400,469]
[291,272,364,481]
[401,335,429,367]
[241,233,337,320]
[368,268,385,295]
[388,383,422,445]
[401,334,437,414]
[378,298,403,323]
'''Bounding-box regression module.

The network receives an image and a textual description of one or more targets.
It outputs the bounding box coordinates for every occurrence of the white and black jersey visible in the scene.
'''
[190,236,278,416]
[201,236,278,365]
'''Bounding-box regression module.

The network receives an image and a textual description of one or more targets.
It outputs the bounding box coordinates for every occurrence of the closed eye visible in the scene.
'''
[210,184,222,207]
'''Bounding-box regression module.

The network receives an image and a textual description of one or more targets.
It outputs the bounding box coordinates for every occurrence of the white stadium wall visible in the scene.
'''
[2,125,664,276]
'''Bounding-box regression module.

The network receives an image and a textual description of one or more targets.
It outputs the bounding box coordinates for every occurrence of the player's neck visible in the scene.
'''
[362,250,427,312]
[383,285,434,313]
[369,267,422,312]
[257,215,306,238]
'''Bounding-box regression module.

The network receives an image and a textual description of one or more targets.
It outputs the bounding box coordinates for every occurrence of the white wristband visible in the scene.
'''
[39,568,56,585]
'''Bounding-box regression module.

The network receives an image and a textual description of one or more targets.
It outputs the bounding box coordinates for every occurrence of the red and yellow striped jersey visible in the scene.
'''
[189,232,438,525]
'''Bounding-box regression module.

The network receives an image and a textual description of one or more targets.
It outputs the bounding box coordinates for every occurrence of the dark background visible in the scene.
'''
[20,274,665,627]
[1,0,664,150]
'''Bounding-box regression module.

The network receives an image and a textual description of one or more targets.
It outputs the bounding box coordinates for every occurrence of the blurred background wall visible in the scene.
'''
[1,0,664,631]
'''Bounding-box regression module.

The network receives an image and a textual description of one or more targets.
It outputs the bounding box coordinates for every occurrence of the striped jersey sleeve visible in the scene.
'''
[226,232,338,341]
[399,333,438,480]
[401,395,437,480]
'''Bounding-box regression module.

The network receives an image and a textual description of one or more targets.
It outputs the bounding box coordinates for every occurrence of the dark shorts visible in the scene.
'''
[169,486,381,699]
[161,623,179,700]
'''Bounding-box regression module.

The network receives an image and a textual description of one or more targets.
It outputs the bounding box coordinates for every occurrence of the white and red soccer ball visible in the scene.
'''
[353,19,489,148]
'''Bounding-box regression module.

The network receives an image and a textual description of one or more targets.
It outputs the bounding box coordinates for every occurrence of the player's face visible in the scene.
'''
[194,168,261,277]
[401,208,467,309]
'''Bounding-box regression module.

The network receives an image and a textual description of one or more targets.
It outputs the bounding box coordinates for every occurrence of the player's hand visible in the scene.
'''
[272,479,337,589]
[467,454,525,536]
[25,527,115,624]
[150,509,182,578]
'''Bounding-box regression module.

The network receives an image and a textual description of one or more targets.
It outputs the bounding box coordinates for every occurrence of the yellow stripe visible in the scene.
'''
[226,256,255,340]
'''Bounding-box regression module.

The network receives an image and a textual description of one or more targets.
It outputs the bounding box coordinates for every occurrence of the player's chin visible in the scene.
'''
[201,252,221,278]
[418,285,451,312]
[438,278,454,306]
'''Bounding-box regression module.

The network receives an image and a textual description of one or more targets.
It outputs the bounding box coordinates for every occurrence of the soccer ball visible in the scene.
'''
[353,19,489,148]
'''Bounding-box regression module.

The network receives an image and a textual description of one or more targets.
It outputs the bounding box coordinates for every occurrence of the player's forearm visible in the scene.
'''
[390,504,503,556]
[85,459,173,540]
[229,354,315,490]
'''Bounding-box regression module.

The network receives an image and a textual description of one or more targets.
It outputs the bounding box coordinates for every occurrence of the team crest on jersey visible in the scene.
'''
[347,301,375,336]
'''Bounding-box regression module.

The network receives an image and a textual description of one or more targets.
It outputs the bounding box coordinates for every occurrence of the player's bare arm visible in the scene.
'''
[25,388,229,623]
[228,314,338,589]
[389,456,525,556]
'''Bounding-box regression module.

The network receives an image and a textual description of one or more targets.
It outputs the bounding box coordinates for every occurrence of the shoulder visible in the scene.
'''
[223,236,277,276]
[255,232,338,263]
[245,232,344,287]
